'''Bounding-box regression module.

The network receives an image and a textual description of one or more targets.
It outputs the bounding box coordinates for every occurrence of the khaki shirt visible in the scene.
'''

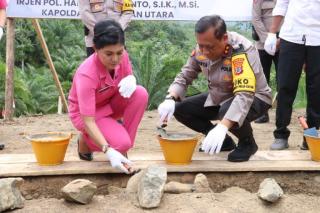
[79,0,134,47]
[168,32,272,126]
[252,0,276,49]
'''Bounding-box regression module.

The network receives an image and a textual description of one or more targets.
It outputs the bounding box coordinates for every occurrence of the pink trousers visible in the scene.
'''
[82,86,148,153]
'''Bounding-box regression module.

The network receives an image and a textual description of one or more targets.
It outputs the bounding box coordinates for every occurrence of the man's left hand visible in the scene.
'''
[118,75,137,98]
[201,123,228,154]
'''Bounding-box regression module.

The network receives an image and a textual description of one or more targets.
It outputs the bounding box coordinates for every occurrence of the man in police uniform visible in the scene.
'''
[158,15,272,162]
[79,0,134,57]
[252,0,279,123]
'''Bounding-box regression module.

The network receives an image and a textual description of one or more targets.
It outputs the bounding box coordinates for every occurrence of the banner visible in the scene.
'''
[7,0,252,21]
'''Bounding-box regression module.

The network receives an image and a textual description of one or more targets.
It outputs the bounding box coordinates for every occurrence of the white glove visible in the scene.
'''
[106,147,132,174]
[0,27,3,41]
[201,123,228,155]
[158,99,175,124]
[264,33,277,56]
[118,75,137,98]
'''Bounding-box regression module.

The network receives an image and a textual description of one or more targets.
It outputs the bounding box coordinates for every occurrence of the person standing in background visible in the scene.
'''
[79,0,134,57]
[0,0,7,151]
[0,0,7,41]
[264,0,320,150]
[252,0,279,123]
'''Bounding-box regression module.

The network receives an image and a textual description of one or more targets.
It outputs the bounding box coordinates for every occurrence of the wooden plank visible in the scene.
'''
[1,160,320,177]
[0,150,312,164]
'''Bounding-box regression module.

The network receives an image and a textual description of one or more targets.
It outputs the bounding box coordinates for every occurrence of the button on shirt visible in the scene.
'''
[273,0,320,46]
[68,50,132,130]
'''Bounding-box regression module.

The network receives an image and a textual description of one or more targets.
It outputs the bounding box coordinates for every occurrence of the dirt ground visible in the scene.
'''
[0,109,307,154]
[2,109,320,212]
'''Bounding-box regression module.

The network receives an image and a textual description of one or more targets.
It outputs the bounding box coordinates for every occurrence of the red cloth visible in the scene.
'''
[0,0,7,9]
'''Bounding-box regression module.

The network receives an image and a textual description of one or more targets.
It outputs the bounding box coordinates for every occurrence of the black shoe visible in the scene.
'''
[0,144,4,150]
[199,134,236,152]
[254,113,269,124]
[300,136,309,150]
[77,139,93,161]
[228,136,258,162]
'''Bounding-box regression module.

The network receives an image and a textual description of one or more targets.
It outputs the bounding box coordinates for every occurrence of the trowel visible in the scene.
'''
[157,123,169,138]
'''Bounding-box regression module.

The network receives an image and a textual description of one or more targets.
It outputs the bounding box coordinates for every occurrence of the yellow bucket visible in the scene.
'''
[158,133,199,165]
[27,132,72,166]
[305,134,320,161]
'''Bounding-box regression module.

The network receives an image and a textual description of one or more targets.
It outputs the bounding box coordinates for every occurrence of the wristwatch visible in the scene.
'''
[102,144,109,153]
[165,94,177,101]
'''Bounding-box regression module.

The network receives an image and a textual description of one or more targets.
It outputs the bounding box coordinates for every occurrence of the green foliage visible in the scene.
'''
[0,20,307,116]
[128,41,184,110]
[126,21,195,109]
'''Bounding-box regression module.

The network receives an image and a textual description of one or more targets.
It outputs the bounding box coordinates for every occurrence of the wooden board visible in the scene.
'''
[0,150,319,177]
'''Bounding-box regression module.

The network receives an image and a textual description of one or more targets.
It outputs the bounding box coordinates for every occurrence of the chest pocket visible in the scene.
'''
[261,0,275,10]
[219,72,233,93]
[96,84,116,106]
[113,0,123,13]
[90,0,105,13]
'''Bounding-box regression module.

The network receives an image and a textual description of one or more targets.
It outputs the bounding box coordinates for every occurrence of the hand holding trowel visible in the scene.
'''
[298,116,318,137]
[157,95,176,138]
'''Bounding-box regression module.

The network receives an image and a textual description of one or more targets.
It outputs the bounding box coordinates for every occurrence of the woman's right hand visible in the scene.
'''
[106,147,132,174]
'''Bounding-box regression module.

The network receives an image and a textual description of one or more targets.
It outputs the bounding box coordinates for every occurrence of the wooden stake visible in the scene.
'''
[57,96,62,114]
[31,19,68,112]
[4,18,15,121]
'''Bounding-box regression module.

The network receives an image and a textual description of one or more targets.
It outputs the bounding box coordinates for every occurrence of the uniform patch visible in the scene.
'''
[113,0,122,13]
[232,53,256,93]
[90,3,104,13]
[223,74,232,82]
[232,58,244,75]
[221,58,232,72]
[122,0,134,11]
[196,55,207,61]
[223,58,231,66]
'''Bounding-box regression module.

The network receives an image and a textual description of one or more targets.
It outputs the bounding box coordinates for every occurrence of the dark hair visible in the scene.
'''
[93,19,125,49]
[195,15,226,40]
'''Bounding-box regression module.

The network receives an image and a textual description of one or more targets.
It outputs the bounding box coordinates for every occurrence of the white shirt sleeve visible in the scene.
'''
[272,0,290,16]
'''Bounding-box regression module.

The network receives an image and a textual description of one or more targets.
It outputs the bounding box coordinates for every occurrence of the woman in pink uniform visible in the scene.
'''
[68,19,148,174]
[0,0,7,41]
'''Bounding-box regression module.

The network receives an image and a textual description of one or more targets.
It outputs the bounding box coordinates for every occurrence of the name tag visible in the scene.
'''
[98,85,112,93]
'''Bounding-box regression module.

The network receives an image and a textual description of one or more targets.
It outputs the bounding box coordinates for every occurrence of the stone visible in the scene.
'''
[0,178,25,212]
[61,179,97,204]
[126,170,144,206]
[258,178,284,203]
[126,170,144,194]
[194,173,211,193]
[314,176,320,183]
[138,166,167,208]
[164,181,195,194]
